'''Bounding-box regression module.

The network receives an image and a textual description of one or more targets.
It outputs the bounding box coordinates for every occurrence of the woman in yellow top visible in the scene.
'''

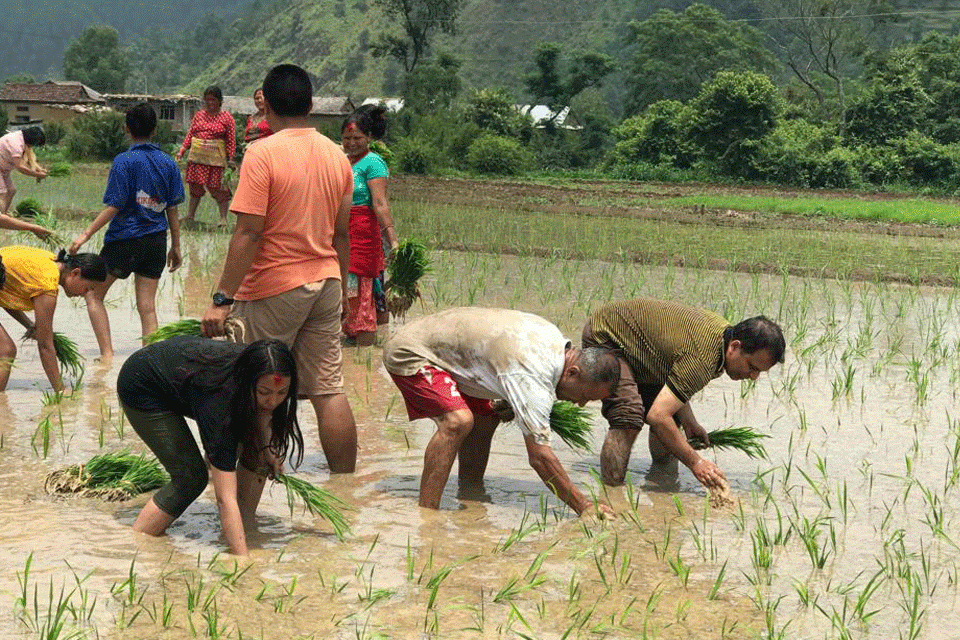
[0,246,107,391]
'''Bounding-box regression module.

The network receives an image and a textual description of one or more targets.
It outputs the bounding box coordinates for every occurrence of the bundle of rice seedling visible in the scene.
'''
[274,474,352,540]
[384,239,430,317]
[53,332,84,379]
[370,140,393,169]
[143,319,202,344]
[47,162,72,177]
[549,401,593,453]
[14,197,44,219]
[46,450,168,501]
[688,426,769,459]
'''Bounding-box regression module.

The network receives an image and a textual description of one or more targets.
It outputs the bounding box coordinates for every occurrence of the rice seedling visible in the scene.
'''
[549,401,593,453]
[273,473,353,541]
[52,332,84,380]
[47,162,73,177]
[14,197,44,218]
[45,450,168,500]
[142,318,201,344]
[385,239,430,317]
[687,426,769,459]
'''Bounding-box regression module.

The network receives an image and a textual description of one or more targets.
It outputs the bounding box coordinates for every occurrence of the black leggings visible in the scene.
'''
[121,401,209,518]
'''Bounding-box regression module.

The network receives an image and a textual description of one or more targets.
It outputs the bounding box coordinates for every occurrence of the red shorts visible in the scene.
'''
[390,365,495,420]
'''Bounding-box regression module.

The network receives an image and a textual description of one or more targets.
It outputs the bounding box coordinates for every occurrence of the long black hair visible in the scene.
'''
[188,339,304,469]
[55,249,107,282]
[341,104,387,140]
[0,254,6,289]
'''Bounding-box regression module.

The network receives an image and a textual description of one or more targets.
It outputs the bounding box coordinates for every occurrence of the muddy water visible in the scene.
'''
[1,231,958,638]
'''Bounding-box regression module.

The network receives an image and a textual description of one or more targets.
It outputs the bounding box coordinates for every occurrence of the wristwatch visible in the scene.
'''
[212,292,235,307]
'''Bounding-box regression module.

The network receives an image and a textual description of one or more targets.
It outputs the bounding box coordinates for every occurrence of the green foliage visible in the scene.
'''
[46,450,169,500]
[386,239,430,316]
[464,88,528,138]
[690,71,782,176]
[890,132,960,186]
[143,319,201,344]
[845,51,929,146]
[624,3,777,115]
[523,42,615,118]
[395,138,433,174]
[14,198,44,218]
[42,121,67,145]
[402,53,462,114]
[64,110,127,161]
[466,134,532,176]
[688,426,769,459]
[605,100,695,170]
[371,0,462,72]
[0,108,7,134]
[275,474,353,540]
[549,401,593,453]
[53,333,84,380]
[754,120,844,187]
[62,26,130,92]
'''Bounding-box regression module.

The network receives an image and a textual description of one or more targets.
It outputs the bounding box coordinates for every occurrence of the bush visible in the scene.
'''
[854,145,904,186]
[43,121,67,145]
[395,138,432,174]
[814,147,860,189]
[464,88,529,138]
[754,120,839,187]
[891,131,960,186]
[0,107,7,134]
[64,110,126,160]
[466,134,532,175]
[605,100,695,171]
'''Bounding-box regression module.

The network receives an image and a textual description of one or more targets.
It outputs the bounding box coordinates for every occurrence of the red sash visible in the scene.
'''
[348,205,384,277]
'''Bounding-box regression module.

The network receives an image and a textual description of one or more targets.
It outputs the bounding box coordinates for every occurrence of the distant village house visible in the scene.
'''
[0,80,105,127]
[222,95,355,133]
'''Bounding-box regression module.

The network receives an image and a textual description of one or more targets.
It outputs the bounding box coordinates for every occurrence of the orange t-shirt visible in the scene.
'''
[230,128,353,301]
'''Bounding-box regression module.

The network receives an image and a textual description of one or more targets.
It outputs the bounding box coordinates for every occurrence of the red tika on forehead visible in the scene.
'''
[344,122,360,133]
[273,374,284,385]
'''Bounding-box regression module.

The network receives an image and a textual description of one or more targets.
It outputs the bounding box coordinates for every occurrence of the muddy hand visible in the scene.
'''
[692,458,726,490]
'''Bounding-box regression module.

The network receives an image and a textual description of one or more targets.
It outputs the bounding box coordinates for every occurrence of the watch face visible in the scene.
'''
[213,293,228,306]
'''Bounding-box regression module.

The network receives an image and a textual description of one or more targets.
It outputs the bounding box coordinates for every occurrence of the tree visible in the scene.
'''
[371,0,461,73]
[63,26,130,93]
[523,42,615,125]
[624,4,777,115]
[403,53,462,114]
[845,50,929,146]
[689,71,782,175]
[759,0,899,129]
[463,88,529,138]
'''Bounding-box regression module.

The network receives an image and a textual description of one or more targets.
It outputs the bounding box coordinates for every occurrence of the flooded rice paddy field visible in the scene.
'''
[1,225,959,639]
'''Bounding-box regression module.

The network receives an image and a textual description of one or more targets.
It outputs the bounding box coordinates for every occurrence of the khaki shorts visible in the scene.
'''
[231,278,344,396]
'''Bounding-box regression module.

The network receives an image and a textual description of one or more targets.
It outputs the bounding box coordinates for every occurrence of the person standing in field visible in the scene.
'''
[340,104,398,344]
[176,86,235,227]
[0,247,106,391]
[581,297,785,490]
[244,88,272,145]
[0,127,47,216]
[69,103,184,360]
[201,64,358,474]
[382,307,620,517]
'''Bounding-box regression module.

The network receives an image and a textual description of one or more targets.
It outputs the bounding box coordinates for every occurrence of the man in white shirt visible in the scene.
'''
[382,307,620,517]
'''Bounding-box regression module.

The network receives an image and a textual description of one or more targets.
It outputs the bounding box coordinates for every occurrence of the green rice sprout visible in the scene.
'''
[45,450,169,501]
[143,319,202,344]
[385,239,430,317]
[52,332,84,379]
[688,426,769,459]
[14,197,44,219]
[549,401,593,453]
[370,140,394,169]
[47,162,72,177]
[274,474,353,541]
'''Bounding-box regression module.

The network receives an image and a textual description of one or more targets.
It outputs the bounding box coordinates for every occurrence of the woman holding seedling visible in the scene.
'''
[118,337,304,557]
[176,86,236,227]
[0,247,106,391]
[0,127,47,216]
[340,104,398,344]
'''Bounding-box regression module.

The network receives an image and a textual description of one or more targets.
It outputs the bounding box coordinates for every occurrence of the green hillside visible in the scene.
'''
[0,0,249,82]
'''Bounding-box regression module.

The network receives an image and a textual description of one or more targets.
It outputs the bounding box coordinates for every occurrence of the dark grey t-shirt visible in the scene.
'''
[117,336,245,471]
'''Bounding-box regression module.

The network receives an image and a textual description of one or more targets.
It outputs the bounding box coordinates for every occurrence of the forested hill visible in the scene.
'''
[0,0,248,81]
[185,0,960,106]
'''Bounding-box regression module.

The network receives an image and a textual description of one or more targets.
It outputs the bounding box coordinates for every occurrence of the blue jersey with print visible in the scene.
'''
[102,143,185,244]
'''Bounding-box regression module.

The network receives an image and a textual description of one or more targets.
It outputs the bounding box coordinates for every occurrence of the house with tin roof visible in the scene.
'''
[222,95,355,133]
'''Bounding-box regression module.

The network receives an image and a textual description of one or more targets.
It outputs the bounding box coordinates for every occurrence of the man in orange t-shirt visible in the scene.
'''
[202,64,358,473]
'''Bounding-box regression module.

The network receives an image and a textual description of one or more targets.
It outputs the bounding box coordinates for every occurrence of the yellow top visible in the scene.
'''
[0,246,59,311]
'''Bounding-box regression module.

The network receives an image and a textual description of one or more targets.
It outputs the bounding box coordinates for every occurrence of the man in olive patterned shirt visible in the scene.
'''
[582,298,785,492]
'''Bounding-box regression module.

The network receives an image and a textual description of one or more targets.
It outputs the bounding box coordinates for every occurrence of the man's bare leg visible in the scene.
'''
[420,409,473,508]
[600,428,641,486]
[309,393,358,473]
[457,414,499,483]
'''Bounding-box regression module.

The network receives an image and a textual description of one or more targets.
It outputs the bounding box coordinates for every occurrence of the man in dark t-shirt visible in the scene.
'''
[582,298,785,492]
